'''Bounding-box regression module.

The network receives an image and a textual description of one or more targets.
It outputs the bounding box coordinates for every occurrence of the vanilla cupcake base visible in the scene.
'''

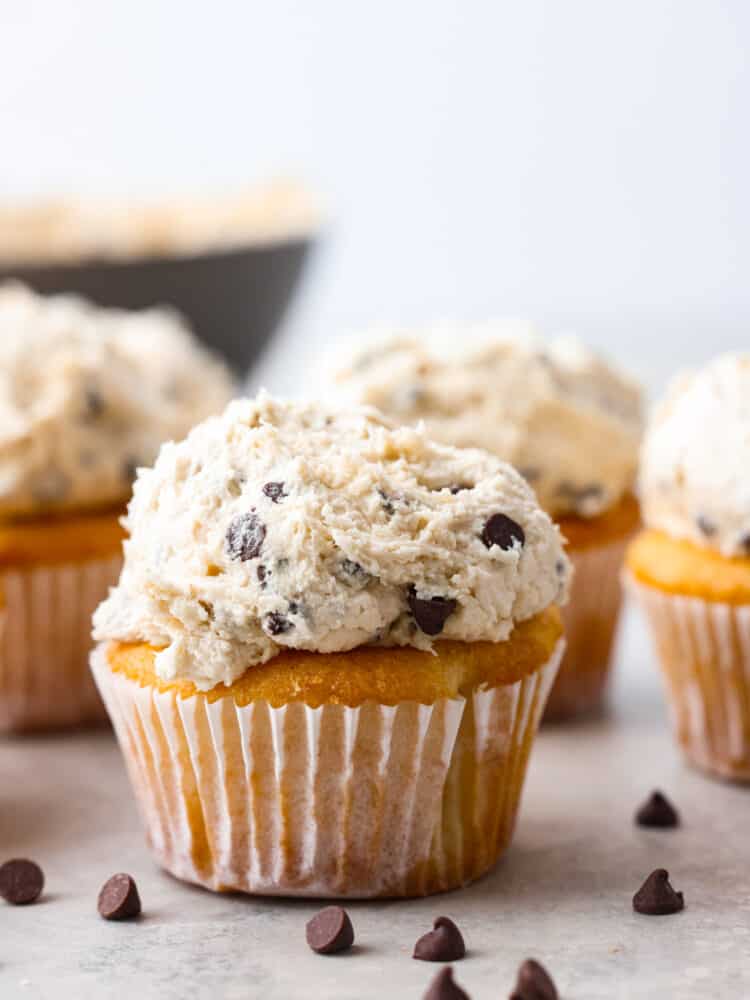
[627,577,750,782]
[0,557,121,733]
[92,639,563,898]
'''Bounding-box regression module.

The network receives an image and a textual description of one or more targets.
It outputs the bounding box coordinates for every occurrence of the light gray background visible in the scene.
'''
[1,1,748,394]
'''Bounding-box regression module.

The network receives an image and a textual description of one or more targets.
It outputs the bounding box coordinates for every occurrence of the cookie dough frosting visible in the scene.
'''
[0,284,235,516]
[640,353,750,558]
[93,392,570,690]
[331,330,642,518]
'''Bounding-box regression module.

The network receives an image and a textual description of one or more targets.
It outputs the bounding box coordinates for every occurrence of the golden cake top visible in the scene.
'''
[93,392,570,689]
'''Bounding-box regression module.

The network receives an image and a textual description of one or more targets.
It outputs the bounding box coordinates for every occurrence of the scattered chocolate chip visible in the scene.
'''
[305,906,354,954]
[337,558,371,585]
[407,588,458,636]
[449,484,471,495]
[378,488,397,516]
[635,791,680,829]
[257,565,268,587]
[414,916,466,962]
[481,513,525,551]
[263,481,287,503]
[83,386,105,420]
[696,514,717,538]
[226,512,266,561]
[264,612,293,636]
[423,967,471,1000]
[510,958,558,1000]
[0,859,44,905]
[97,873,141,921]
[633,868,684,915]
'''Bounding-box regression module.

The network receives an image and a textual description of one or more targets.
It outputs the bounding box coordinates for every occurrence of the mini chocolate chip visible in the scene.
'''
[423,967,471,1000]
[257,565,268,587]
[305,906,354,954]
[449,484,471,495]
[481,513,525,551]
[414,916,466,962]
[97,873,141,921]
[0,859,44,905]
[696,514,717,537]
[635,790,680,829]
[338,558,371,585]
[263,481,287,503]
[510,958,558,1000]
[407,588,458,636]
[378,488,396,516]
[226,513,266,561]
[633,868,684,915]
[84,386,105,420]
[264,612,293,636]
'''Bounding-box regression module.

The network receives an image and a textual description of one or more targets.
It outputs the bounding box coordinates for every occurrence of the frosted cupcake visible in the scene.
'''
[92,392,569,898]
[626,354,750,781]
[331,331,642,721]
[0,283,233,732]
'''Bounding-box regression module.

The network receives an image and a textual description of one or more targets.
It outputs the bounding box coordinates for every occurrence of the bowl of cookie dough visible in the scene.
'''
[0,181,317,374]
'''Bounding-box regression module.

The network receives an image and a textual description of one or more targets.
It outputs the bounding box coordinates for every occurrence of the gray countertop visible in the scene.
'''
[2,606,749,1000]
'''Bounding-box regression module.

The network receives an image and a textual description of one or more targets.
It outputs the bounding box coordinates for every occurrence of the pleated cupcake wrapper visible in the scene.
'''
[627,575,750,782]
[92,638,564,898]
[545,535,629,721]
[0,556,122,733]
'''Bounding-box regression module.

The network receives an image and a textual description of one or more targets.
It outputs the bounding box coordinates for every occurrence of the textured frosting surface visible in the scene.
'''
[640,353,750,558]
[0,284,235,516]
[331,328,642,518]
[93,392,570,689]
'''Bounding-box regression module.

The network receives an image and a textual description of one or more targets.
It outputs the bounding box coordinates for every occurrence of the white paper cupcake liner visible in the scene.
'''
[92,638,564,898]
[627,575,750,781]
[545,535,628,721]
[0,556,122,733]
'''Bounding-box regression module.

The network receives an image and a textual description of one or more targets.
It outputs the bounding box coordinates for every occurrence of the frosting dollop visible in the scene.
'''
[93,392,570,690]
[0,284,235,516]
[330,328,642,518]
[640,353,750,558]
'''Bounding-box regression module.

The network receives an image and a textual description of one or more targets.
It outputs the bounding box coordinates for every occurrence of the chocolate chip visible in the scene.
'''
[414,916,466,962]
[510,958,558,1000]
[257,565,268,587]
[264,612,293,636]
[0,859,44,905]
[263,481,287,503]
[481,513,525,551]
[407,588,458,636]
[635,791,680,829]
[449,484,471,495]
[423,967,471,1000]
[378,488,397,516]
[226,512,266,561]
[97,873,141,921]
[696,514,717,537]
[305,906,354,954]
[337,558,371,585]
[633,868,684,915]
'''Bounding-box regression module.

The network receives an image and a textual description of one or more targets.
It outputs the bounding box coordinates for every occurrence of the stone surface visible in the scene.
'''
[1,606,749,998]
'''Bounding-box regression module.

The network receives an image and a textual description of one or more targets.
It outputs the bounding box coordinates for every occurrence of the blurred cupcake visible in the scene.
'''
[331,329,642,721]
[0,283,234,732]
[92,393,569,898]
[626,354,750,781]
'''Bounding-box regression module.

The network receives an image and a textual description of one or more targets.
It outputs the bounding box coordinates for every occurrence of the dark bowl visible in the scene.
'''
[0,236,312,374]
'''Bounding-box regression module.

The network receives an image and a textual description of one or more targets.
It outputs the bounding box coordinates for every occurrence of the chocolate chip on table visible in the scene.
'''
[635,790,680,829]
[633,868,684,915]
[481,514,525,551]
[262,481,287,503]
[510,958,558,1000]
[413,916,466,962]
[0,858,44,905]
[305,905,354,954]
[226,512,266,561]
[407,588,458,636]
[263,612,293,636]
[423,967,471,1000]
[97,873,142,921]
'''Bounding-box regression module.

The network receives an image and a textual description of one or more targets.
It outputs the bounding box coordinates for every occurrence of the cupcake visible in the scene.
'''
[0,283,234,732]
[626,354,750,781]
[91,392,569,898]
[331,330,642,721]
